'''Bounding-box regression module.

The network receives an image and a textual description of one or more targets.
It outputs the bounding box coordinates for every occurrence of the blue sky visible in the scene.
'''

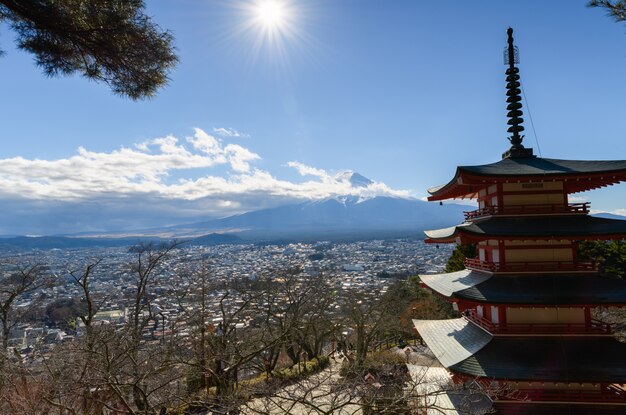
[1,0,625,234]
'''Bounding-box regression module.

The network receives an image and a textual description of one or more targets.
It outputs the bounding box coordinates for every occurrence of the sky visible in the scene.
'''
[1,0,626,235]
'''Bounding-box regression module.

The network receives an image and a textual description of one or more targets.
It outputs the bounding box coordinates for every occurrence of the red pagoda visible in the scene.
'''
[413,28,626,414]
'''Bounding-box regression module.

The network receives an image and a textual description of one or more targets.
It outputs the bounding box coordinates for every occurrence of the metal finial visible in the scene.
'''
[504,28,519,66]
[502,28,533,159]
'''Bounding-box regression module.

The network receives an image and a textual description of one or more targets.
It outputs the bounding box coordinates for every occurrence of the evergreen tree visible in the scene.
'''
[444,243,477,273]
[0,0,177,99]
[578,240,626,279]
[589,1,626,24]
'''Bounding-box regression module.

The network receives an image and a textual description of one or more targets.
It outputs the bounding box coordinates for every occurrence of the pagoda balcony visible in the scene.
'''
[464,258,598,273]
[502,385,626,404]
[463,202,590,221]
[464,309,612,335]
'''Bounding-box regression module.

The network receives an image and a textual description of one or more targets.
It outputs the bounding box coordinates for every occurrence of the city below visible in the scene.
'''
[3,239,453,359]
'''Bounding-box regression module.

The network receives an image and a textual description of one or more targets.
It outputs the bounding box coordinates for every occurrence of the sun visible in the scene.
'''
[225,0,315,67]
[256,1,285,27]
[247,0,295,59]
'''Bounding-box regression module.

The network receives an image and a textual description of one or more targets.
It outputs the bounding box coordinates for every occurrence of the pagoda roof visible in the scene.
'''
[414,318,626,383]
[420,270,626,305]
[461,157,626,177]
[413,318,493,367]
[428,157,626,201]
[491,403,626,415]
[424,215,626,243]
[420,270,492,298]
[450,336,626,383]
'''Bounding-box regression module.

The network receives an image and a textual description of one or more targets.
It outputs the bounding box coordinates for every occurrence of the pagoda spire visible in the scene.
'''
[502,27,534,159]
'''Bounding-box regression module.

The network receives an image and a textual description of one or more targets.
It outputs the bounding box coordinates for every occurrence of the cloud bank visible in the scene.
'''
[0,128,409,234]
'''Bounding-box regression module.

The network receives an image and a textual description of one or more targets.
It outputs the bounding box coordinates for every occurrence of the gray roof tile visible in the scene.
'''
[420,270,491,298]
[413,318,492,368]
[450,336,626,383]
[425,215,626,241]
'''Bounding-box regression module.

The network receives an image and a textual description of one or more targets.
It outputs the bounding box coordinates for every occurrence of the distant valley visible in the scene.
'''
[0,194,471,249]
[3,171,623,250]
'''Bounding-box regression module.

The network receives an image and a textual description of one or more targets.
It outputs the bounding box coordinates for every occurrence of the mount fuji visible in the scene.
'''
[1,173,472,247]
[160,172,470,241]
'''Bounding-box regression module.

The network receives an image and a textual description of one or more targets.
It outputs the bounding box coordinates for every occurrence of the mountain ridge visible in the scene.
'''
[145,194,469,240]
[3,201,624,250]
[22,172,626,248]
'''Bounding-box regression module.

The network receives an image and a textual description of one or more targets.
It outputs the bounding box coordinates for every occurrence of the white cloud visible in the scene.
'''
[287,161,330,180]
[612,209,626,217]
[187,128,223,156]
[568,195,588,203]
[591,208,626,217]
[0,129,409,209]
[224,144,260,173]
[213,127,250,138]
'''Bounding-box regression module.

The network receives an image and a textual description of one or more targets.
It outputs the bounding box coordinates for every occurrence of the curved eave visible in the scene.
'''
[449,336,626,383]
[427,232,626,245]
[455,274,626,305]
[421,271,626,305]
[420,270,492,298]
[424,225,465,242]
[427,159,626,202]
[427,168,475,201]
[414,319,626,383]
[429,175,626,202]
[424,215,626,244]
[412,318,492,368]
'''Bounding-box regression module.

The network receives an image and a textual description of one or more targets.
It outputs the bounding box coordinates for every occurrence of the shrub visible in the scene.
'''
[270,355,329,380]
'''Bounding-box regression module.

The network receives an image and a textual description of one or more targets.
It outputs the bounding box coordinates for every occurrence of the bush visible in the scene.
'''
[271,355,329,380]
[444,243,477,272]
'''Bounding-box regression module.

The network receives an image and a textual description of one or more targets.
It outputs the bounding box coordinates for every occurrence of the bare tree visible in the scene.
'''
[0,260,49,354]
[126,242,182,343]
[282,275,339,366]
[173,267,327,414]
[122,241,184,413]
[28,242,186,414]
[340,280,426,367]
[192,280,283,411]
[68,259,104,344]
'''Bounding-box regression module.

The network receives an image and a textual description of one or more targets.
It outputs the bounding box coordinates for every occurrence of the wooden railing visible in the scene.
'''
[464,309,497,331]
[464,202,590,220]
[464,258,598,273]
[464,310,612,335]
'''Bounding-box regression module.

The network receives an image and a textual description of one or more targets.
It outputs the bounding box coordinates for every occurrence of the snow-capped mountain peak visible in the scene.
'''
[336,171,373,188]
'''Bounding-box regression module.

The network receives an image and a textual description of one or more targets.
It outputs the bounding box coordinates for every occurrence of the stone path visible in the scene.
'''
[241,354,362,415]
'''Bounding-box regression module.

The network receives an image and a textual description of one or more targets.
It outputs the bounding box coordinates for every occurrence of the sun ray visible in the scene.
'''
[243,1,300,60]
[206,0,323,80]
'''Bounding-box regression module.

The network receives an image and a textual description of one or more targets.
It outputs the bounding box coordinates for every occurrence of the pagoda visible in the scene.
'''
[413,28,626,414]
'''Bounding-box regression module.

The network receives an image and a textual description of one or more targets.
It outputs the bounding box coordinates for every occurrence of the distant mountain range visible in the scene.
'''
[0,233,244,251]
[592,212,626,221]
[2,171,623,250]
[0,193,469,249]
[163,195,469,241]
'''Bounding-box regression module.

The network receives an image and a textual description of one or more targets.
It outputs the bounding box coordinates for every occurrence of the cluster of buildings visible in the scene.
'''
[3,239,452,358]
